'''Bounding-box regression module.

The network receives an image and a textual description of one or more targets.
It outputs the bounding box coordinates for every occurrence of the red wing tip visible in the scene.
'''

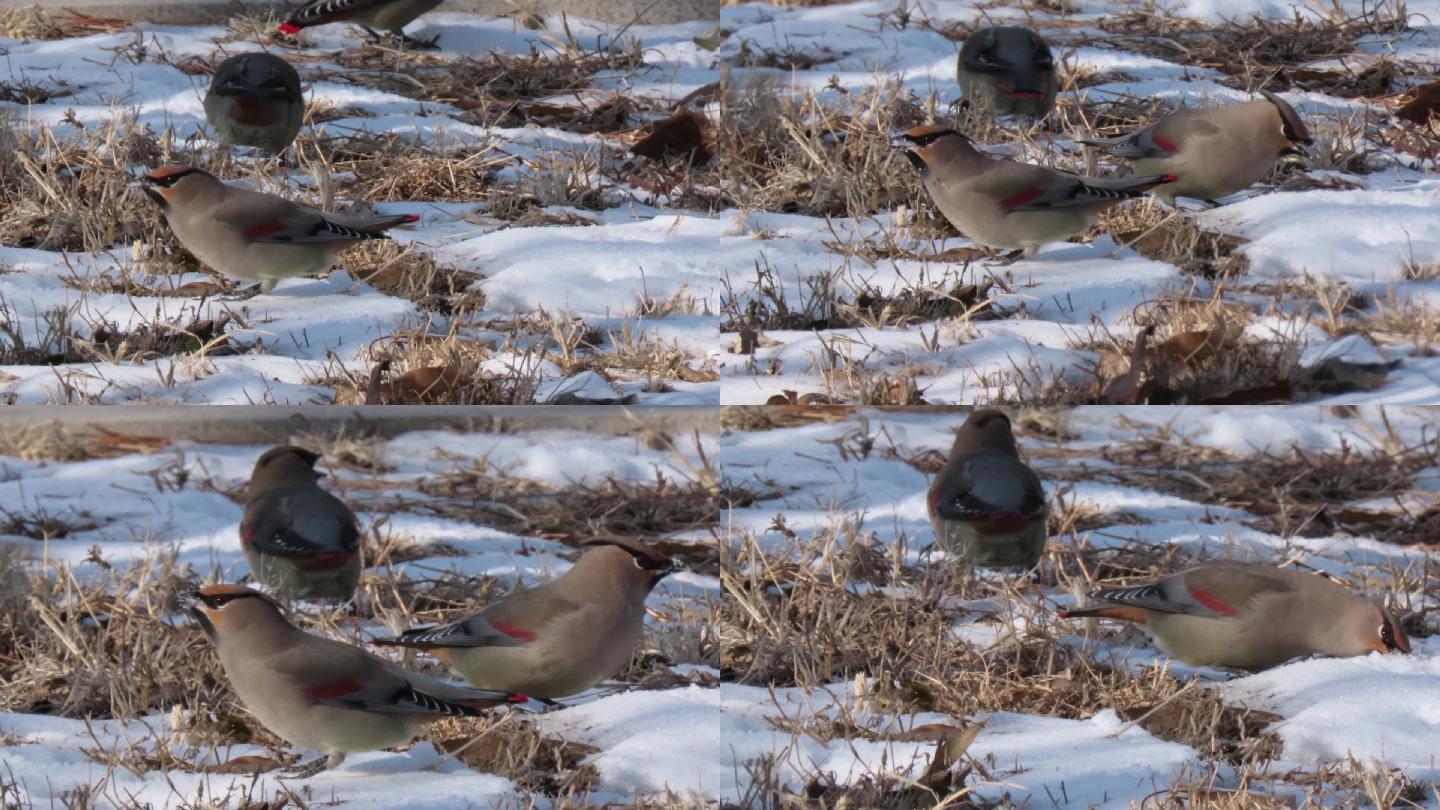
[508,693,530,703]
[402,214,421,223]
[1057,611,1072,619]
[277,23,302,34]
[1160,174,1179,183]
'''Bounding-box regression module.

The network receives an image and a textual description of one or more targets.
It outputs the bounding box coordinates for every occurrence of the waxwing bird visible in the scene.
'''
[181,584,525,776]
[957,26,1057,119]
[1059,560,1410,671]
[1081,90,1313,205]
[204,52,304,154]
[895,126,1174,258]
[278,0,444,48]
[372,537,683,699]
[929,409,1047,568]
[241,446,361,601]
[141,165,418,294]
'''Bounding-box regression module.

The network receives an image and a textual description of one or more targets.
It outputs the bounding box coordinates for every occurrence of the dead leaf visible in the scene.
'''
[1100,325,1154,404]
[380,364,472,404]
[204,755,286,774]
[159,280,229,298]
[630,107,713,167]
[1153,325,1243,366]
[1396,80,1440,125]
[1300,356,1396,393]
[674,363,719,383]
[929,246,990,263]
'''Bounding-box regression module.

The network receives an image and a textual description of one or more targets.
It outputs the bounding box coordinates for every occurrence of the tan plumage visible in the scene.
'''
[372,538,681,699]
[1061,561,1410,671]
[182,584,524,775]
[928,409,1048,568]
[141,166,418,293]
[895,126,1174,257]
[1082,90,1313,204]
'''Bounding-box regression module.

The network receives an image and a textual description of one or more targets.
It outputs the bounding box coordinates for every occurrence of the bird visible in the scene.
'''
[371,537,682,700]
[240,446,361,602]
[928,409,1048,568]
[277,0,445,49]
[1059,560,1411,671]
[204,52,304,154]
[180,584,526,776]
[894,126,1174,259]
[140,165,419,294]
[957,26,1058,119]
[1081,90,1313,206]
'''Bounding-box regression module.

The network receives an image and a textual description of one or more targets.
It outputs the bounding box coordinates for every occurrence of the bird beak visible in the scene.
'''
[889,135,928,172]
[175,590,218,638]
[1280,141,1314,162]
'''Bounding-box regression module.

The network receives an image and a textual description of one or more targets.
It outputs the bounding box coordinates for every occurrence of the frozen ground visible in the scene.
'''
[0,422,721,807]
[721,405,1440,805]
[0,11,725,404]
[715,0,1440,405]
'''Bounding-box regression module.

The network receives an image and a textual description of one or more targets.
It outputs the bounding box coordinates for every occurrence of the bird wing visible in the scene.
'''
[241,489,358,558]
[214,190,401,245]
[968,162,1137,212]
[1086,112,1220,159]
[1091,564,1292,619]
[930,455,1046,521]
[269,638,514,716]
[283,0,396,27]
[384,588,585,649]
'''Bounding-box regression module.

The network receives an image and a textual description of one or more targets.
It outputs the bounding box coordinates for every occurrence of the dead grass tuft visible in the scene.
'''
[345,241,488,316]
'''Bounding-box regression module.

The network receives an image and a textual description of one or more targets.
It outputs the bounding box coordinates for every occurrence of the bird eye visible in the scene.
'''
[202,594,232,608]
[1380,621,1398,651]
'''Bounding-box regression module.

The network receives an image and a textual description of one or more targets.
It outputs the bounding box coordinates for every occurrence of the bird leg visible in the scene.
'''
[281,752,340,778]
[991,248,1026,266]
[396,31,441,50]
[225,283,265,301]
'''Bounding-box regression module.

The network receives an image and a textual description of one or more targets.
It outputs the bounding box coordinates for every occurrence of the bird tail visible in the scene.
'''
[1119,174,1178,194]
[1057,605,1148,624]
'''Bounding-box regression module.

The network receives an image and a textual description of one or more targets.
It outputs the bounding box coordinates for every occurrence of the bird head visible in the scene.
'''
[1259,90,1313,157]
[178,584,284,641]
[892,126,971,174]
[961,26,1054,97]
[953,408,1018,454]
[251,445,324,484]
[140,165,207,211]
[212,53,302,102]
[1376,608,1411,655]
[581,536,684,591]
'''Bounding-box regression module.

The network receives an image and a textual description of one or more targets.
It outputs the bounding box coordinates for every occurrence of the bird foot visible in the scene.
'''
[224,283,265,301]
[991,249,1026,266]
[402,33,441,50]
[280,755,330,778]
[363,26,440,49]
